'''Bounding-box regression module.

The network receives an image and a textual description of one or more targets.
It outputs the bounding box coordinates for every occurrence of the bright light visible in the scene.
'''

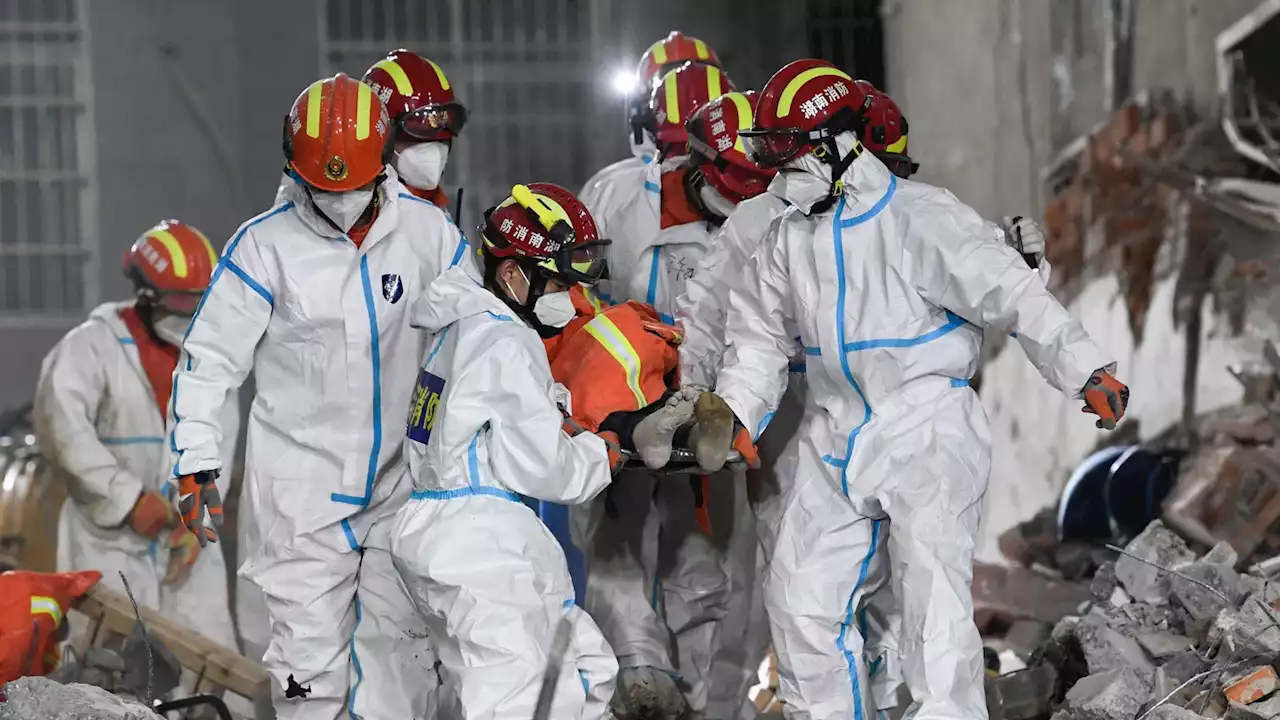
[611,69,637,96]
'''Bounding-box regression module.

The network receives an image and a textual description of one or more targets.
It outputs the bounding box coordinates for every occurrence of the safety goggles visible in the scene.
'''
[875,152,920,179]
[397,102,468,142]
[538,239,611,286]
[738,126,834,168]
[149,288,204,316]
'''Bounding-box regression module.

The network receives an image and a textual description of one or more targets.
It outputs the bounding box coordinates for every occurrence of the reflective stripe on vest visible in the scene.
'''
[582,314,648,409]
[31,595,62,626]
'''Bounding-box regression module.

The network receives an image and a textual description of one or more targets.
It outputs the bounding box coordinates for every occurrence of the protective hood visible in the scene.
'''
[279,165,407,243]
[769,132,895,216]
[412,263,525,334]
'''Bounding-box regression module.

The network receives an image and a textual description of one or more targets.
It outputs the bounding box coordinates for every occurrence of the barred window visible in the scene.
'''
[806,0,885,90]
[319,0,601,234]
[0,0,96,321]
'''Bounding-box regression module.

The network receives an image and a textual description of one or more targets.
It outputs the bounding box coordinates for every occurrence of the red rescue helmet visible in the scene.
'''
[362,49,468,143]
[740,59,869,169]
[687,91,777,202]
[282,73,393,192]
[122,219,219,315]
[481,183,609,286]
[636,31,721,88]
[646,62,735,156]
[854,80,918,179]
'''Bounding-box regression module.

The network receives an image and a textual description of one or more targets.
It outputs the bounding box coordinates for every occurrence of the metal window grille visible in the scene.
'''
[806,0,885,90]
[319,0,608,236]
[0,0,96,324]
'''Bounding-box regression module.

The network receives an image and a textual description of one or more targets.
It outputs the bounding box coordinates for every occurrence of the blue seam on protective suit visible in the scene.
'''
[804,346,821,356]
[410,486,524,503]
[330,256,383,506]
[646,248,661,307]
[842,311,964,352]
[835,517,881,720]
[450,238,467,267]
[822,454,848,469]
[100,436,164,445]
[486,311,513,321]
[951,378,969,387]
[754,411,776,441]
[580,670,589,695]
[118,338,135,345]
[649,575,661,611]
[171,202,294,477]
[396,192,472,261]
[644,181,660,193]
[224,259,274,307]
[424,326,451,369]
[348,594,365,719]
[467,431,482,488]
[789,362,807,373]
[341,519,360,551]
[642,154,653,165]
[1010,331,1019,339]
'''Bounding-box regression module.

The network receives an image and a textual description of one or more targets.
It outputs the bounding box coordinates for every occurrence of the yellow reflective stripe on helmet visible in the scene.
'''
[582,315,648,409]
[706,66,723,102]
[650,41,668,66]
[31,595,62,626]
[512,185,570,232]
[726,91,753,154]
[355,81,373,140]
[191,226,218,268]
[305,80,324,138]
[693,39,709,60]
[664,71,681,124]
[777,67,854,118]
[886,134,908,153]
[374,59,414,95]
[149,230,189,278]
[426,59,451,91]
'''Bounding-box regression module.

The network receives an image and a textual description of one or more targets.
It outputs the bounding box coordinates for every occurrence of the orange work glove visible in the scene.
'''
[128,491,175,539]
[597,430,627,475]
[731,426,761,469]
[1082,369,1129,430]
[164,525,201,586]
[177,470,223,546]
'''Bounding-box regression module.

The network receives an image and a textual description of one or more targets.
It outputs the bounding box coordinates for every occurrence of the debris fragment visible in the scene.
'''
[0,676,164,719]
[1222,666,1279,705]
[1063,666,1154,719]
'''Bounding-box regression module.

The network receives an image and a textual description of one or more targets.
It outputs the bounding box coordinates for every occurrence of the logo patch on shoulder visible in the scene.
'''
[382,273,403,304]
[406,369,445,446]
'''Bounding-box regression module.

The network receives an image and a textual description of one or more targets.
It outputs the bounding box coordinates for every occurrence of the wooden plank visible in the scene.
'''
[72,584,271,705]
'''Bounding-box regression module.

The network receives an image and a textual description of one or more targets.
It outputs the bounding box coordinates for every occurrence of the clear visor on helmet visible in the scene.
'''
[399,102,469,141]
[540,239,610,286]
[739,127,815,168]
[154,289,204,316]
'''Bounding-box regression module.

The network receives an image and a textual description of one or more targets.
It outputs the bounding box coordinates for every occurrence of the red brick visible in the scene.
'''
[1224,666,1280,705]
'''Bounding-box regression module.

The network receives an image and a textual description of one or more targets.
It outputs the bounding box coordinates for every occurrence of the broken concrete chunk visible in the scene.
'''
[1223,666,1280,705]
[1064,667,1154,720]
[1170,543,1243,623]
[1160,650,1207,685]
[1115,521,1197,605]
[1210,589,1280,657]
[1077,612,1156,674]
[0,676,164,719]
[1225,693,1280,720]
[1145,704,1214,720]
[1137,631,1195,659]
[1092,561,1120,604]
[1005,619,1053,661]
[987,664,1059,720]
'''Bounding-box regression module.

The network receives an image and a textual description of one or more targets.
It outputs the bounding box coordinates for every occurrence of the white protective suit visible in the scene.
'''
[579,156,652,248]
[169,168,467,719]
[389,264,617,719]
[576,156,738,713]
[716,147,1113,720]
[36,301,238,647]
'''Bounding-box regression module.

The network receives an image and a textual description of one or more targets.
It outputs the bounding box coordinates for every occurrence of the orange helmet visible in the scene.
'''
[362,50,468,143]
[282,73,392,192]
[636,31,721,88]
[122,219,219,315]
[646,62,735,154]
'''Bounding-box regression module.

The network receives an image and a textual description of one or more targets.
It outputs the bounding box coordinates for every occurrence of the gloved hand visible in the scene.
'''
[1003,215,1045,269]
[632,387,699,469]
[692,391,736,473]
[177,470,223,546]
[1081,369,1129,430]
[597,430,627,475]
[164,525,201,586]
[127,491,176,539]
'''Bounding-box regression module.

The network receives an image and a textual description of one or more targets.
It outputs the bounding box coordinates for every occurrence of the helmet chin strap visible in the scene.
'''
[496,260,564,339]
[809,133,863,215]
[683,166,728,228]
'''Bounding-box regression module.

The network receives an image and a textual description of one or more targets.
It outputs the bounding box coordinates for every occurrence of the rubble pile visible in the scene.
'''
[0,676,163,719]
[987,520,1280,720]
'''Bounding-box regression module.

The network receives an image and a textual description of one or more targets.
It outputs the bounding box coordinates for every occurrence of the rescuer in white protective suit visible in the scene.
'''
[36,219,238,652]
[390,182,622,720]
[580,31,723,237]
[693,60,1130,720]
[580,61,762,719]
[169,74,467,720]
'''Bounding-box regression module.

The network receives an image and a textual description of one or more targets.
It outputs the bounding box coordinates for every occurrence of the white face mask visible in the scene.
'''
[153,314,190,346]
[312,188,375,233]
[394,142,449,192]
[533,290,577,328]
[698,183,737,220]
[769,152,833,215]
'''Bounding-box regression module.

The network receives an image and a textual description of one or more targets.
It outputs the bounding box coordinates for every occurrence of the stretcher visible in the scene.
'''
[624,448,746,474]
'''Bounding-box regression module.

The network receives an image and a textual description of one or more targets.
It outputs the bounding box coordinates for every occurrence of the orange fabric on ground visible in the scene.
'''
[119,306,180,418]
[660,167,704,229]
[0,570,101,683]
[544,286,682,431]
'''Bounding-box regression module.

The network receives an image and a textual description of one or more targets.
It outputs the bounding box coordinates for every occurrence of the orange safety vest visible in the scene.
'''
[545,286,682,431]
[0,569,101,683]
